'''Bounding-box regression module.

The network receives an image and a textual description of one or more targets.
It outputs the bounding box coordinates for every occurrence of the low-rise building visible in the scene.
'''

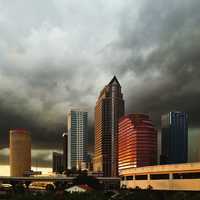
[120,162,200,191]
[65,185,93,193]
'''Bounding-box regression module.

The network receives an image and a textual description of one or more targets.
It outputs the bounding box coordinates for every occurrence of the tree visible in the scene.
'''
[73,175,102,190]
[46,184,55,192]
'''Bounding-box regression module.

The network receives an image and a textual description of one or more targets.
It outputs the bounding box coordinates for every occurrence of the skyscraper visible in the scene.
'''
[160,111,188,164]
[118,114,157,172]
[63,132,68,172]
[52,152,64,174]
[94,76,124,177]
[67,109,88,170]
[9,129,31,177]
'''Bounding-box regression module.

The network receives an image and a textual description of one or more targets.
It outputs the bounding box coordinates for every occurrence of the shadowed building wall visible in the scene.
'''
[161,112,188,164]
[9,129,31,177]
[52,152,64,174]
[94,76,124,177]
[63,132,68,172]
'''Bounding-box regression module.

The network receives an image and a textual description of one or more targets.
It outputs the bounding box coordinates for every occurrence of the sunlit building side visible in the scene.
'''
[9,129,31,177]
[118,114,157,172]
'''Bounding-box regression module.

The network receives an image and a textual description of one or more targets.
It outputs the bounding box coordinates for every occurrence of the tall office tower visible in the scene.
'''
[160,111,188,164]
[67,110,88,170]
[94,76,124,177]
[63,132,68,172]
[9,129,31,177]
[52,152,64,174]
[118,114,157,172]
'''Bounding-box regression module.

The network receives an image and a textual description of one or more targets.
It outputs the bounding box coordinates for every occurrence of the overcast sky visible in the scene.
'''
[1,0,200,167]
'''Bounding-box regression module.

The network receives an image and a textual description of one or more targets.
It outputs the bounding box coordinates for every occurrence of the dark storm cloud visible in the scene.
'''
[100,0,200,126]
[0,0,200,166]
[0,0,125,155]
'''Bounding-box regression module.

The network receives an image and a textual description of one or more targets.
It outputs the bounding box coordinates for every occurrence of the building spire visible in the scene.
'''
[109,76,120,86]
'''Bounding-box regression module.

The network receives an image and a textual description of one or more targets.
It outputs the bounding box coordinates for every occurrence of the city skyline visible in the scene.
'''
[1,0,200,170]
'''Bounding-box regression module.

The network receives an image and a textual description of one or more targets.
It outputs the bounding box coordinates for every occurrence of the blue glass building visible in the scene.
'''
[160,111,188,164]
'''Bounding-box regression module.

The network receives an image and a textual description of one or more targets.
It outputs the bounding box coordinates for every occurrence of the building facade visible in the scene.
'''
[63,132,68,172]
[160,111,188,164]
[9,129,31,177]
[52,152,64,174]
[120,162,200,191]
[67,110,88,170]
[118,114,157,172]
[94,76,125,176]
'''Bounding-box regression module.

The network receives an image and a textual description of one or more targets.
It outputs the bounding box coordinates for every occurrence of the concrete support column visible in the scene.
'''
[10,180,19,193]
[25,181,31,190]
[147,174,151,180]
[169,173,173,180]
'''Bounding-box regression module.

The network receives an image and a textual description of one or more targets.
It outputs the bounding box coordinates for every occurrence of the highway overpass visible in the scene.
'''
[0,176,120,190]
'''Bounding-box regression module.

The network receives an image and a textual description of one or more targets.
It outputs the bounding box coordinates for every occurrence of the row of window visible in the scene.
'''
[121,172,200,180]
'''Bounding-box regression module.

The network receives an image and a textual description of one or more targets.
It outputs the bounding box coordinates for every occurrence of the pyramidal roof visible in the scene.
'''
[109,76,120,86]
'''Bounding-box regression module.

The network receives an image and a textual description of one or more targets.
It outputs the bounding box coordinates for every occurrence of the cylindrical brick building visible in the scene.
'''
[9,129,31,177]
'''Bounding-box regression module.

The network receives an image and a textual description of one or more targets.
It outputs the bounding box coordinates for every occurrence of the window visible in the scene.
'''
[126,176,133,180]
[173,172,200,179]
[135,175,147,180]
[150,174,169,180]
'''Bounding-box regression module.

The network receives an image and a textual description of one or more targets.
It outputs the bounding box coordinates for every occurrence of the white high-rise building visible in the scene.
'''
[67,109,88,170]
